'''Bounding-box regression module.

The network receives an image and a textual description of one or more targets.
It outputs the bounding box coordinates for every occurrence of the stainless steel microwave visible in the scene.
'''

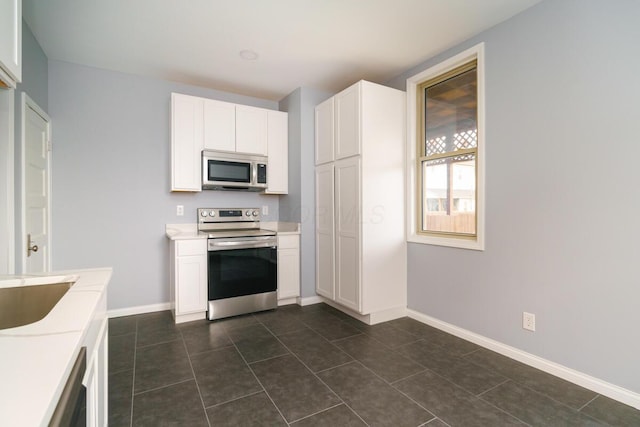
[202,150,267,191]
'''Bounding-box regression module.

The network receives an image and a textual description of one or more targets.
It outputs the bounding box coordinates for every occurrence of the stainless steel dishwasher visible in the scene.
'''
[49,347,87,427]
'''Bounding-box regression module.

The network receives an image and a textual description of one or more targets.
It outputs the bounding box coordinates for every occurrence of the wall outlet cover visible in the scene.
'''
[523,311,536,332]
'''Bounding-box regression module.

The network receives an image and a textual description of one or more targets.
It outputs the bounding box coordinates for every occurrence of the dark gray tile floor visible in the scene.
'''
[108,303,640,426]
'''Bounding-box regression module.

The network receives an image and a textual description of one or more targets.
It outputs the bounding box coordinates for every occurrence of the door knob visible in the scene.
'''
[27,234,39,257]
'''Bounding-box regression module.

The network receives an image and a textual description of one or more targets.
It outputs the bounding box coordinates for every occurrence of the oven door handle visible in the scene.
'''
[208,238,277,251]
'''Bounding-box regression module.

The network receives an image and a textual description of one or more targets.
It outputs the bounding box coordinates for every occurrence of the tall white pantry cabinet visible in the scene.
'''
[314,80,407,324]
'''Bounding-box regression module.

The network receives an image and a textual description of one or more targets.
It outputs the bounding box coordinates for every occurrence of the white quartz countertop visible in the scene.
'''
[0,268,112,427]
[166,222,300,240]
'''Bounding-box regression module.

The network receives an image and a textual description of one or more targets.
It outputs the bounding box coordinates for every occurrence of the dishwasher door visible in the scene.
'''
[49,347,87,427]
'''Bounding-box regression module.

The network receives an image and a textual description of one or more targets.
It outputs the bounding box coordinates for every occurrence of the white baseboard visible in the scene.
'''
[278,297,298,306]
[108,302,171,318]
[298,295,324,306]
[407,309,640,410]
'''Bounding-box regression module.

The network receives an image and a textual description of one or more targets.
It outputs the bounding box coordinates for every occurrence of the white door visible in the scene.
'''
[23,95,51,273]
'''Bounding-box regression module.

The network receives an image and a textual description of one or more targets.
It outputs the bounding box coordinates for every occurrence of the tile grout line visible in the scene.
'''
[255,313,371,427]
[287,402,344,424]
[128,318,139,427]
[475,378,511,398]
[132,377,195,397]
[226,322,291,427]
[202,389,264,411]
[577,394,600,412]
[179,329,213,427]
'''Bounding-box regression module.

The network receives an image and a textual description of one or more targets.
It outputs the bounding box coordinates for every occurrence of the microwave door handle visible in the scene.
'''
[251,162,257,186]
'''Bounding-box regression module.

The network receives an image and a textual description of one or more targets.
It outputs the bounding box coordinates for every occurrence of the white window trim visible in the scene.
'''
[406,43,485,251]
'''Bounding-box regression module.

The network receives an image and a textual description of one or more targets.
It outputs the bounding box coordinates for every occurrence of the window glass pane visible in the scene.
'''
[422,154,476,235]
[424,68,477,156]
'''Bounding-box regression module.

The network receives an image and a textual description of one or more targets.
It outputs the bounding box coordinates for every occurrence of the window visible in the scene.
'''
[407,44,485,250]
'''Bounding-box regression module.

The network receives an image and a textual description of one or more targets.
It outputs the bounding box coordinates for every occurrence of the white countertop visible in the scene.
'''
[0,268,112,427]
[165,221,300,240]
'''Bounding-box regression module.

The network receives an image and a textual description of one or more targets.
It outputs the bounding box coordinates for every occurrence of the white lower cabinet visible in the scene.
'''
[334,157,360,312]
[84,319,107,426]
[170,239,207,322]
[315,163,335,300]
[277,234,300,302]
[80,287,108,427]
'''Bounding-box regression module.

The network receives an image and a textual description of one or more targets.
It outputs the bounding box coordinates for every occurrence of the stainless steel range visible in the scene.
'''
[197,208,277,320]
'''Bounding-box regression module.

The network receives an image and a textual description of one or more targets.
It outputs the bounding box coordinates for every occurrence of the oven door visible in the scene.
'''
[208,241,277,300]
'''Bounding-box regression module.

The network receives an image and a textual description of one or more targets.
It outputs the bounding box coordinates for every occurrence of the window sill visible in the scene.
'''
[407,232,484,251]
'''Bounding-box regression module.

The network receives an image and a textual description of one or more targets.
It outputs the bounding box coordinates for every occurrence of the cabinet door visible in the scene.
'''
[203,99,236,151]
[265,110,288,194]
[236,105,267,155]
[335,83,361,160]
[278,244,300,300]
[171,93,203,191]
[176,240,207,314]
[315,97,334,165]
[315,163,335,299]
[335,157,360,312]
[0,0,21,87]
[84,319,107,427]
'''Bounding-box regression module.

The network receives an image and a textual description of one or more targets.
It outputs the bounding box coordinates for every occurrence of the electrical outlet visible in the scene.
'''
[262,205,268,215]
[523,312,536,332]
[176,205,184,216]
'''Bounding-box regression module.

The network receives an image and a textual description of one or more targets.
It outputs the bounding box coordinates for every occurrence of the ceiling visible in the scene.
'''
[23,0,541,101]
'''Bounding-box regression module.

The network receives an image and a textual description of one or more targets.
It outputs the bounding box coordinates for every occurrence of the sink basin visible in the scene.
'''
[0,282,74,330]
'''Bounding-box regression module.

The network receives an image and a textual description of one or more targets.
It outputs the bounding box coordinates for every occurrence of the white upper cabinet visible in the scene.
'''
[171,93,203,191]
[204,99,235,152]
[236,105,268,155]
[315,97,334,165]
[171,92,288,192]
[0,0,22,88]
[334,84,361,160]
[265,110,288,194]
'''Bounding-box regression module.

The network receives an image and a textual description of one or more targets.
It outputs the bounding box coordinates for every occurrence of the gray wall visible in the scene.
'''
[48,61,281,310]
[279,87,331,298]
[278,88,301,222]
[387,0,640,393]
[298,88,332,298]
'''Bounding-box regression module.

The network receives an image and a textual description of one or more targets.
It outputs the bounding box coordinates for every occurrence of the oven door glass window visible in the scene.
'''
[208,247,277,300]
[207,160,251,183]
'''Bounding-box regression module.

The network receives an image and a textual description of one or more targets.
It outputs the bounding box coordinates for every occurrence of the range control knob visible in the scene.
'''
[200,211,207,217]
[245,210,251,217]
[209,211,216,217]
[252,210,258,217]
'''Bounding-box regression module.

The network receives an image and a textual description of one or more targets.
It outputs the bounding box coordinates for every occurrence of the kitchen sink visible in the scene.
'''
[0,281,74,330]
